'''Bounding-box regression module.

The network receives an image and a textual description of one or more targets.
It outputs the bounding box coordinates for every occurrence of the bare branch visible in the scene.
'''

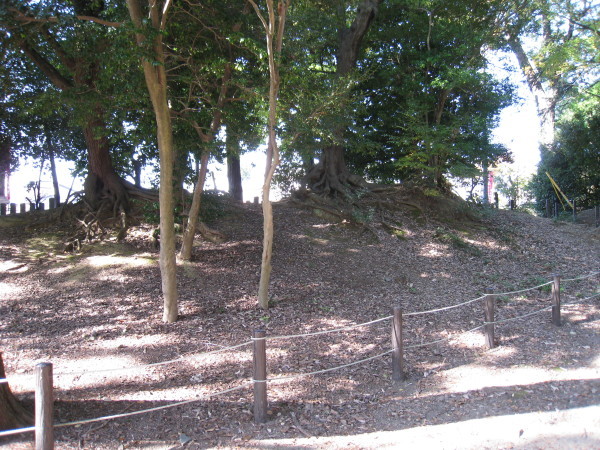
[247,0,268,31]
[9,8,122,27]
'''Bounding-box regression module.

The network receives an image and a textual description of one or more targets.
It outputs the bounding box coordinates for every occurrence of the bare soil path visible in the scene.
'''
[0,198,599,449]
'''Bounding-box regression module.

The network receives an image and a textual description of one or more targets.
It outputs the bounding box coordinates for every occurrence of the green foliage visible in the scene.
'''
[529,89,600,211]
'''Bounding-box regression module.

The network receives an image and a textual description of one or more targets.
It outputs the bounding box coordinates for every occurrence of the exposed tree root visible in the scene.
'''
[0,353,33,431]
[290,183,440,244]
[198,222,227,244]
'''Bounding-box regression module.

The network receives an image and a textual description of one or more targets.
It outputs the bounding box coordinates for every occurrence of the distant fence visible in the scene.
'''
[0,198,59,216]
[0,271,599,448]
[542,198,600,227]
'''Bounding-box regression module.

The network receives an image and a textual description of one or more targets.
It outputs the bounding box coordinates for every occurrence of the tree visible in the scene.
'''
[327,0,514,189]
[248,0,290,309]
[303,0,383,197]
[529,89,600,210]
[0,353,33,432]
[1,0,153,214]
[126,0,178,323]
[502,0,599,153]
[160,1,263,260]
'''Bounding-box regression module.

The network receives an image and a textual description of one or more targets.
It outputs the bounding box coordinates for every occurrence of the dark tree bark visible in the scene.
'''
[44,129,61,206]
[226,134,243,202]
[0,135,10,199]
[306,0,382,197]
[0,353,33,432]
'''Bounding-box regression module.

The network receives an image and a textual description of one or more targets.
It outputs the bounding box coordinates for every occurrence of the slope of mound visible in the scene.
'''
[0,191,598,449]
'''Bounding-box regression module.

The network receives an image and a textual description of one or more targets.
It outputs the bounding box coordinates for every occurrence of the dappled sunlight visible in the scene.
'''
[0,260,29,273]
[93,334,167,350]
[0,280,25,300]
[419,243,452,258]
[84,253,155,268]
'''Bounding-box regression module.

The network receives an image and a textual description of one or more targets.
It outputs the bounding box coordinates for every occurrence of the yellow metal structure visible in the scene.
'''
[545,172,574,210]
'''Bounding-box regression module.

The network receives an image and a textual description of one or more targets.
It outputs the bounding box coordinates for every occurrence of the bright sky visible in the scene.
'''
[5,51,541,206]
[489,50,541,176]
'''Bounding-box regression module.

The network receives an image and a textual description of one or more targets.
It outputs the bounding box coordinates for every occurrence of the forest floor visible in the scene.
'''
[1,189,599,449]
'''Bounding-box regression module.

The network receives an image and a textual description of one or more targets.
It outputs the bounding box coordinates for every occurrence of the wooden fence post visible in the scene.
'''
[552,274,561,326]
[49,198,56,210]
[391,306,404,381]
[484,289,495,349]
[572,199,576,222]
[554,201,559,218]
[20,203,26,214]
[254,196,259,206]
[10,203,16,215]
[253,329,267,424]
[0,204,5,216]
[595,205,599,228]
[35,362,53,450]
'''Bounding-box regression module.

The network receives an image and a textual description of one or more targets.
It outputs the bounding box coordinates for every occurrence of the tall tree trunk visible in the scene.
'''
[306,0,382,196]
[249,0,289,309]
[82,114,129,212]
[226,134,243,202]
[127,0,178,323]
[0,353,33,431]
[45,131,61,206]
[0,135,10,200]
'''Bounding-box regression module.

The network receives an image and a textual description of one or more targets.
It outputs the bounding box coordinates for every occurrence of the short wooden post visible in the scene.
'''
[391,306,404,381]
[0,204,5,216]
[253,196,259,206]
[20,203,26,214]
[554,201,559,218]
[552,274,561,326]
[35,362,54,450]
[39,203,45,211]
[10,203,16,215]
[595,205,599,228]
[484,289,495,349]
[49,198,56,209]
[253,329,267,424]
[510,199,515,210]
[572,199,576,222]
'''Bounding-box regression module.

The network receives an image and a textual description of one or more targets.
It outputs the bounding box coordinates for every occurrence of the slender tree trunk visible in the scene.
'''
[127,0,178,323]
[0,353,33,431]
[179,61,232,259]
[179,150,209,261]
[250,0,289,309]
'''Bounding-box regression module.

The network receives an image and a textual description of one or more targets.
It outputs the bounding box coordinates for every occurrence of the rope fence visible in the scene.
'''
[1,270,598,446]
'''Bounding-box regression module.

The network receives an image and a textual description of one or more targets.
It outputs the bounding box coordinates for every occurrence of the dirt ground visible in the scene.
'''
[0,194,599,449]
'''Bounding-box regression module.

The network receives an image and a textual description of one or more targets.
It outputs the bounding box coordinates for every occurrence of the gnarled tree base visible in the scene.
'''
[64,174,159,251]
